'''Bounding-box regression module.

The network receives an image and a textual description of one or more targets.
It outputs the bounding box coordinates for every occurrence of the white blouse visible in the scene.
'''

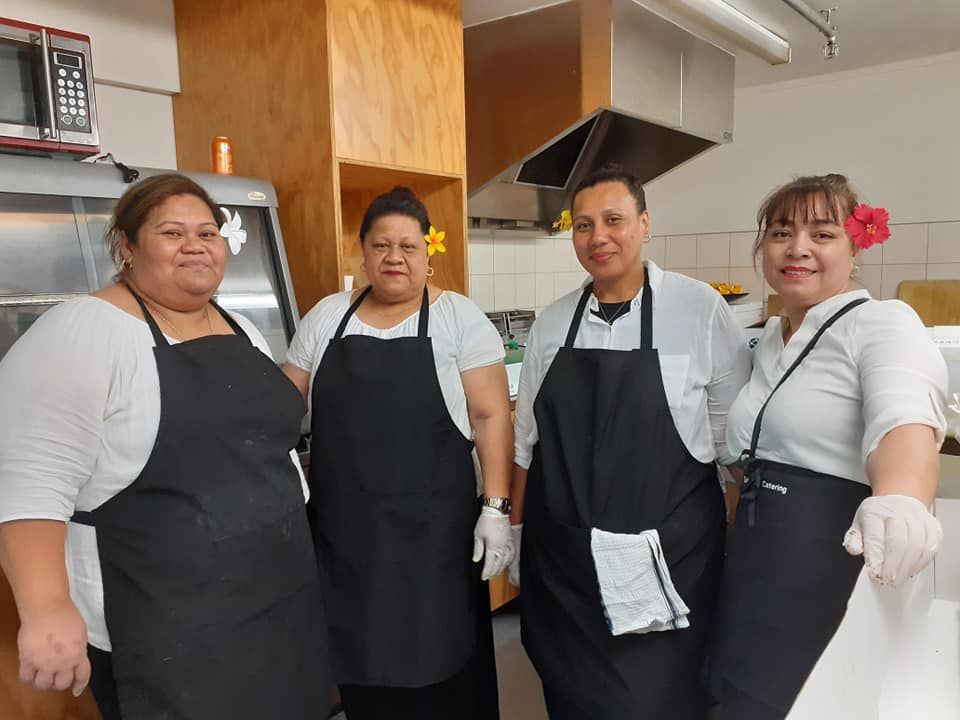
[514,261,752,469]
[726,289,948,484]
[0,297,307,650]
[286,290,506,441]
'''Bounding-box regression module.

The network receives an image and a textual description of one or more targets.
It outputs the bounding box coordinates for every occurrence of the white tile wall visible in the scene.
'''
[926,263,960,281]
[696,267,729,283]
[880,264,926,300]
[493,237,516,274]
[644,235,666,268]
[929,223,960,263]
[468,221,960,317]
[729,232,756,267]
[857,266,883,299]
[697,233,730,267]
[467,230,583,315]
[728,267,764,297]
[884,224,928,264]
[665,235,697,268]
[493,274,517,311]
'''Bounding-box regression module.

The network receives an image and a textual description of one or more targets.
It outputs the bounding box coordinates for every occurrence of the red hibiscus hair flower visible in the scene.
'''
[844,204,891,250]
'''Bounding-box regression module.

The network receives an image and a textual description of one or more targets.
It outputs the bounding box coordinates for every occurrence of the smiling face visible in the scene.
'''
[571,181,649,283]
[760,192,857,312]
[121,193,227,310]
[362,213,429,302]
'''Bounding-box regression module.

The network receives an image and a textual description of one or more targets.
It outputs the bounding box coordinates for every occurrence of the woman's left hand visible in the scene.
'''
[843,494,943,587]
[473,507,515,581]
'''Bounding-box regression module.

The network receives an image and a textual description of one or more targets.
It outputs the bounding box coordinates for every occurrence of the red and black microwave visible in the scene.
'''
[0,17,99,156]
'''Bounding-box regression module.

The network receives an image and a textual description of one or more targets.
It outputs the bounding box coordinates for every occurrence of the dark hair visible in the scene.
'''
[359,186,430,242]
[570,163,647,214]
[105,173,221,272]
[753,173,859,265]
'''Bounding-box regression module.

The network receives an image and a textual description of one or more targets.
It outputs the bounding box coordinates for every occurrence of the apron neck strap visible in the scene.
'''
[333,286,430,340]
[209,301,249,342]
[126,285,169,347]
[563,267,653,350]
[639,268,652,350]
[744,297,869,464]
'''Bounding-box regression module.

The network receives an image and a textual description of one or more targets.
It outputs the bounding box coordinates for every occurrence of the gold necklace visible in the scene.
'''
[144,299,213,340]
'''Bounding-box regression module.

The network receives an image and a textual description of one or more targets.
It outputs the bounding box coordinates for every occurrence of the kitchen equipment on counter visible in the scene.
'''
[485,308,535,348]
[0,17,99,156]
[0,156,300,364]
[485,309,534,399]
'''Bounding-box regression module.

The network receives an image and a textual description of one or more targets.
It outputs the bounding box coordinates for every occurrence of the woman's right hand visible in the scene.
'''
[17,600,91,696]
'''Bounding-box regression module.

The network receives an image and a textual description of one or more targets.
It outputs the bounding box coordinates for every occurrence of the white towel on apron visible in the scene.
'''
[590,528,690,636]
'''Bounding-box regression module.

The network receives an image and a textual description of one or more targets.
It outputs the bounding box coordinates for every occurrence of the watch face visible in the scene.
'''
[485,497,511,513]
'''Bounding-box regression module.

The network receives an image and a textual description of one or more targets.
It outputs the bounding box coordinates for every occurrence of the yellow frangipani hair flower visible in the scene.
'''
[425,225,446,257]
[552,209,572,232]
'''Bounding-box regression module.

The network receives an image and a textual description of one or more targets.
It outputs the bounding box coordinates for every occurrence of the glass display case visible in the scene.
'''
[0,156,300,364]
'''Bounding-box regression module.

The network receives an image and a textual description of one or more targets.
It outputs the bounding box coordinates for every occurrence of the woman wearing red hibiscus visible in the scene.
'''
[711,174,948,719]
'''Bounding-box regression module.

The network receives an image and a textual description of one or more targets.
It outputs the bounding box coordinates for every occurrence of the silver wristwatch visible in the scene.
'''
[481,496,512,515]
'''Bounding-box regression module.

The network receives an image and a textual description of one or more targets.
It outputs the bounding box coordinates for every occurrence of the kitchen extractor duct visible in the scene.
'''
[465,0,735,227]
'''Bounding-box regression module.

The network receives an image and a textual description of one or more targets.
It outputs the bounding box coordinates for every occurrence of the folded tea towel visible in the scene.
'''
[590,527,690,636]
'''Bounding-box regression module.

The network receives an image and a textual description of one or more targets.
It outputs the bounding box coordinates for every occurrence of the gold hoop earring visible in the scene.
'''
[122,257,133,270]
[426,266,435,277]
[643,234,652,244]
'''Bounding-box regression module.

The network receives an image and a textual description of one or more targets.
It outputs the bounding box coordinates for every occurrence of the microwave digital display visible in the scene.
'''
[53,52,81,69]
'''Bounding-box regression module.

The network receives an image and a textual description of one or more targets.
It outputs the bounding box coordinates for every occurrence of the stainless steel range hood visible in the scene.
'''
[465,0,735,227]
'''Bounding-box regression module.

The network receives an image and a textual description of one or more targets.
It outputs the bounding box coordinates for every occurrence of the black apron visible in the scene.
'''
[711,298,870,719]
[307,287,491,691]
[73,291,330,719]
[520,273,726,720]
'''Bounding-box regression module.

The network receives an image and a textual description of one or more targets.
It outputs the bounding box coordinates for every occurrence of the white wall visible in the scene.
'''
[0,0,179,168]
[645,51,960,235]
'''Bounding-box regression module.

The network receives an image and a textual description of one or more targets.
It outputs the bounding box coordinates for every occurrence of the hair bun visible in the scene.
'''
[388,186,419,202]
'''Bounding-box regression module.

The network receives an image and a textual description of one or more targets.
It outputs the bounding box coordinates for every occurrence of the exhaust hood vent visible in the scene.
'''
[465,0,735,226]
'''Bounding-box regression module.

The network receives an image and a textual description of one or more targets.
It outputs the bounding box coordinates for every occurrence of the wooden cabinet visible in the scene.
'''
[172,0,468,313]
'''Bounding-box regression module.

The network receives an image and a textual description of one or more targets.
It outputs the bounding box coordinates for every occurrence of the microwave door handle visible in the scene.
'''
[39,29,58,140]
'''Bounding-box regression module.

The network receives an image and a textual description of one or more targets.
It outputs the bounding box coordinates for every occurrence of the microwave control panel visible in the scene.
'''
[50,50,91,133]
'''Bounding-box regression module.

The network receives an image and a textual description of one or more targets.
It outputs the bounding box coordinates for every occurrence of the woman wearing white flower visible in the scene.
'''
[283,186,511,720]
[712,174,947,719]
[0,174,328,719]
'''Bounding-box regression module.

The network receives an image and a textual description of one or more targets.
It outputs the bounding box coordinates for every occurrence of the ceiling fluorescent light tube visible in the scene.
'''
[660,0,791,65]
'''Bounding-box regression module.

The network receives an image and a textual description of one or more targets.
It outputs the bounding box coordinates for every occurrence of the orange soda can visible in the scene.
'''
[211,136,233,175]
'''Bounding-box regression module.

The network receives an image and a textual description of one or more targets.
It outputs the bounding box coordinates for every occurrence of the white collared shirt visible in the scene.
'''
[514,261,751,469]
[726,289,948,485]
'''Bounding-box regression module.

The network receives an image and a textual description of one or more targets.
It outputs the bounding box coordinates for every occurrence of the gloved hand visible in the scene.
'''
[843,494,943,587]
[473,507,515,581]
[508,524,523,587]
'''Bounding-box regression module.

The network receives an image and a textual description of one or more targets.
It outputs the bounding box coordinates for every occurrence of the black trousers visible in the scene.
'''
[339,599,499,720]
[88,645,122,720]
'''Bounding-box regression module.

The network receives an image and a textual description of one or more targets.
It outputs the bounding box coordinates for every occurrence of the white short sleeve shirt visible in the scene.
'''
[286,290,505,440]
[0,297,307,650]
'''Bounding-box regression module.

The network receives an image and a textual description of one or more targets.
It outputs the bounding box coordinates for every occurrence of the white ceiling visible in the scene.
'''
[461,0,960,87]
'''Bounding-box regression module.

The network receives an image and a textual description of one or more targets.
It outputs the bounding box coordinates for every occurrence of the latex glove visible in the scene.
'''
[508,524,523,587]
[18,600,91,696]
[843,494,943,587]
[473,506,515,581]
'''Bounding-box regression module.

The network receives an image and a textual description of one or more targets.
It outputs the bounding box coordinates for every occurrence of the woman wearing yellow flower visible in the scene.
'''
[282,186,512,720]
